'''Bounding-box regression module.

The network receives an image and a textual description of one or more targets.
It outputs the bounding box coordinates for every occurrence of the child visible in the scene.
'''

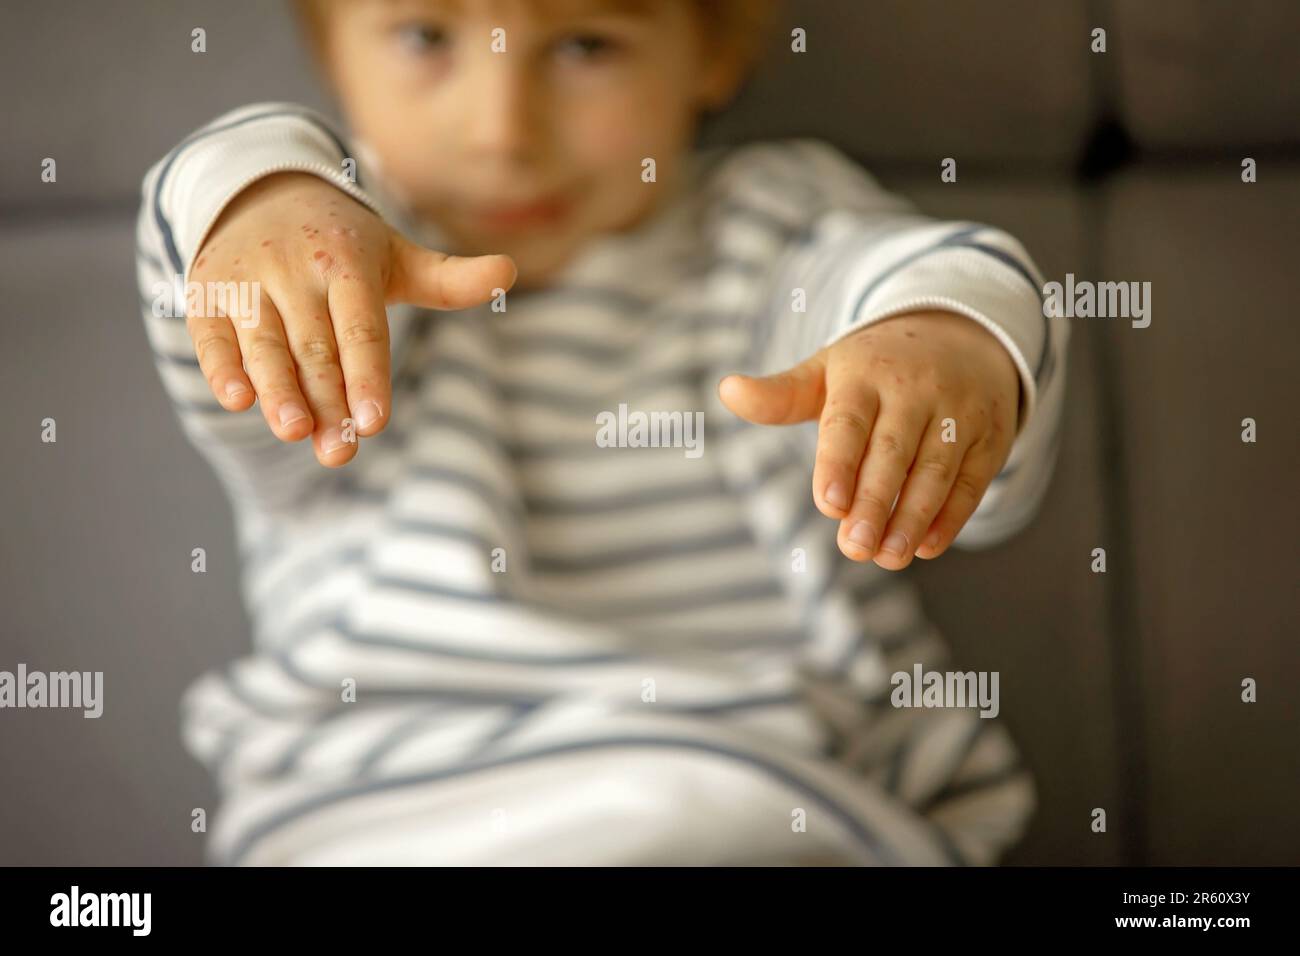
[137,0,1067,865]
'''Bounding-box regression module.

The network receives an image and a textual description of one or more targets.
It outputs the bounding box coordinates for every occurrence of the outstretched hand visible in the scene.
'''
[187,172,516,467]
[719,310,1020,569]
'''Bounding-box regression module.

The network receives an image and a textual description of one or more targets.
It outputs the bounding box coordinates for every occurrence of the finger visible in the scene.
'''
[812,348,882,518]
[835,404,928,563]
[186,307,255,412]
[328,274,391,438]
[717,351,827,426]
[387,233,517,310]
[221,294,315,442]
[869,418,970,570]
[271,289,357,466]
[915,438,1003,560]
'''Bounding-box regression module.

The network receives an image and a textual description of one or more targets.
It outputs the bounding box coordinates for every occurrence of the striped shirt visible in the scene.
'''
[136,103,1067,866]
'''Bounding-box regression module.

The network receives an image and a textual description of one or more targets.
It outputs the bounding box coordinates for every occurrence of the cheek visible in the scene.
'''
[331,38,433,156]
[560,67,696,162]
[345,90,445,199]
[559,97,692,216]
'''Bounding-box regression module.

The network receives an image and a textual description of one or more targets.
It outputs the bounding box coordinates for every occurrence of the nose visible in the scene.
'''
[460,50,539,168]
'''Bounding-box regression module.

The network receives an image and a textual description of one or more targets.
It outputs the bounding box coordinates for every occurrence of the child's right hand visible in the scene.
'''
[186,172,516,466]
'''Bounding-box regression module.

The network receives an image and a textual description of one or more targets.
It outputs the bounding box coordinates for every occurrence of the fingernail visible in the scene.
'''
[848,521,876,551]
[824,482,850,511]
[279,404,309,428]
[354,399,382,429]
[881,530,909,557]
[225,381,250,401]
[321,427,347,454]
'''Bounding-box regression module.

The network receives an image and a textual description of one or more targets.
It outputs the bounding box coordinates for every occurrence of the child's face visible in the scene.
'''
[321,0,740,288]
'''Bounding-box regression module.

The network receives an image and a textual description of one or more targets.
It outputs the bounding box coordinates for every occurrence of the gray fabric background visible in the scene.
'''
[1,0,1296,865]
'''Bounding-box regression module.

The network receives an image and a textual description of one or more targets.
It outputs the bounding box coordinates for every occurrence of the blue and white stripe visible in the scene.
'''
[138,111,1055,865]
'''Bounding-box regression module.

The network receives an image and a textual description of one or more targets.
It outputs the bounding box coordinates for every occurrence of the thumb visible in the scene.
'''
[386,232,517,310]
[717,351,827,425]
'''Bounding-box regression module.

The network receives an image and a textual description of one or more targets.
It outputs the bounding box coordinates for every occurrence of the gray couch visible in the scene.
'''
[2,0,1295,865]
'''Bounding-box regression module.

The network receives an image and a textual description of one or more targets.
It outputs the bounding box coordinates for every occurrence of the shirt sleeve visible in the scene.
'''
[740,139,1069,550]
[135,102,422,528]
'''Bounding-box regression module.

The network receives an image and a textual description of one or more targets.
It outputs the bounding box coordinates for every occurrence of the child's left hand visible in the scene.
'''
[718,310,1020,569]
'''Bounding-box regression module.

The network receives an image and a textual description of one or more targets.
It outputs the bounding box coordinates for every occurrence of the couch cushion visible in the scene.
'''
[704,0,1093,169]
[1113,0,1300,150]
[1098,167,1300,865]
[0,0,326,209]
[0,215,237,863]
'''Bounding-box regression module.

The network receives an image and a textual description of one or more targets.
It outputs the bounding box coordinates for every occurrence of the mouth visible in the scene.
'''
[462,190,575,232]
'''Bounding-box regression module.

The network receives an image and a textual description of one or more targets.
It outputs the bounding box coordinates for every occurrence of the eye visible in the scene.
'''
[554,33,621,61]
[395,22,448,55]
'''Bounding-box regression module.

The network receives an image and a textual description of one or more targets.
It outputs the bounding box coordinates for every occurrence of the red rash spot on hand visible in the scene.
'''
[196,257,206,268]
[233,257,241,265]
[314,251,329,260]
[261,240,272,247]
[905,331,916,338]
